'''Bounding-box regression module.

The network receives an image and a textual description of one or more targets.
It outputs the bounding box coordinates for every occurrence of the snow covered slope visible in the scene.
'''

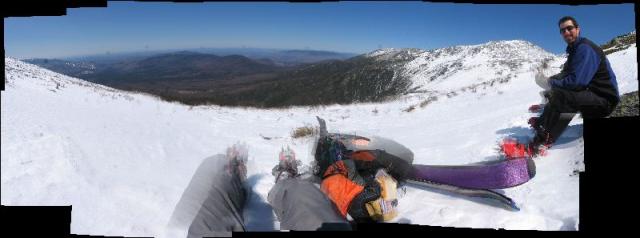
[2,41,637,236]
[608,43,638,94]
[366,40,559,100]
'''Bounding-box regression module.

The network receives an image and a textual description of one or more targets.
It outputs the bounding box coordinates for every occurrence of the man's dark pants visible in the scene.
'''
[538,87,616,145]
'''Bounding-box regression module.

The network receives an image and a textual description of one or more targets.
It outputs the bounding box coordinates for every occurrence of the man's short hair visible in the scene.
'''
[558,16,579,28]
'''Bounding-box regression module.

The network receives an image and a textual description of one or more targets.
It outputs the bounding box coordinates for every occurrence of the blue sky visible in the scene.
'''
[4,2,636,59]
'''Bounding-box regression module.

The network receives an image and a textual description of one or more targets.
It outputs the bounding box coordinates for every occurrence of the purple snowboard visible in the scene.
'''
[409,158,536,190]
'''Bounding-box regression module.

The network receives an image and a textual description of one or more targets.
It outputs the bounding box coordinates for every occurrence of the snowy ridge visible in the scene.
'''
[404,40,558,96]
[362,40,560,103]
[602,31,636,55]
[2,43,637,236]
[5,57,151,102]
[365,47,424,60]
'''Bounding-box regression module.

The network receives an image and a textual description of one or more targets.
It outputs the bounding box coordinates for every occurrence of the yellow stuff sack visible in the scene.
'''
[364,169,398,221]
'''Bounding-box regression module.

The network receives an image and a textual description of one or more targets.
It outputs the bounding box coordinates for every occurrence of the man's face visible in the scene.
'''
[559,20,580,44]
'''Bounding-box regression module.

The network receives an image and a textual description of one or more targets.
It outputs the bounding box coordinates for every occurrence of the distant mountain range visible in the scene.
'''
[25,48,358,79]
[86,51,284,84]
[48,48,358,66]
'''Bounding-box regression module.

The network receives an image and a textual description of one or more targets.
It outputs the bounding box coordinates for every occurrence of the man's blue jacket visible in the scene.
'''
[550,36,620,104]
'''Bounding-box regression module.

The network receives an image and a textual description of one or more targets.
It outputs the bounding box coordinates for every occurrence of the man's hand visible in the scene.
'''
[535,70,551,90]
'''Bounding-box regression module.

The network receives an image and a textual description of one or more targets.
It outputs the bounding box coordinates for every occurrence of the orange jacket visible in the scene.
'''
[320,160,365,217]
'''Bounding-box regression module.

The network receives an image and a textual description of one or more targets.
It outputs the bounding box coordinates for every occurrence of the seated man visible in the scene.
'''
[514,16,620,158]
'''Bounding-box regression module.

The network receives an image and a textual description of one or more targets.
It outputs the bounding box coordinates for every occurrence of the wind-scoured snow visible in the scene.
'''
[2,42,636,237]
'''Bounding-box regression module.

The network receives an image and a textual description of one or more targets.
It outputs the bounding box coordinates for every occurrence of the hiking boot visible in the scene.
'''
[528,116,540,129]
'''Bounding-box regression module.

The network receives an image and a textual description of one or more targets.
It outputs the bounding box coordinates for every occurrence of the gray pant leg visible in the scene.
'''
[267,178,351,231]
[167,155,246,238]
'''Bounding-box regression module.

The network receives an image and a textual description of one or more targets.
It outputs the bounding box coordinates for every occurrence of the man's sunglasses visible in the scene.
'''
[560,25,576,33]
